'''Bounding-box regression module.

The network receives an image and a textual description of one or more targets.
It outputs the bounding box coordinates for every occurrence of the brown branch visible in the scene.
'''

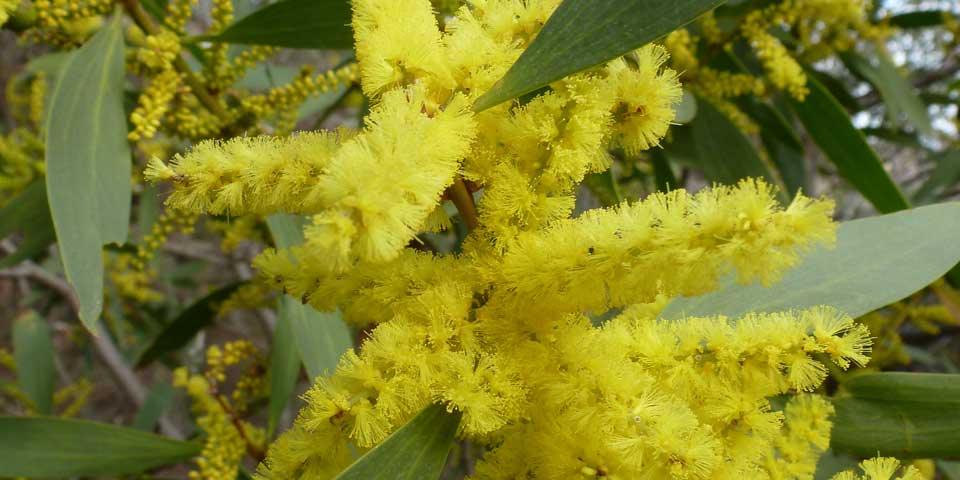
[447,176,479,232]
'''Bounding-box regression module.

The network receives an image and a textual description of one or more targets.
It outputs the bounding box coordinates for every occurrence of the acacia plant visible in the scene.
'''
[1,0,960,479]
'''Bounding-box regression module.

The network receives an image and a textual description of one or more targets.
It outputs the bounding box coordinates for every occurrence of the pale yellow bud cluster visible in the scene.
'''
[163,0,198,34]
[105,252,163,304]
[133,206,198,271]
[241,63,359,132]
[31,0,114,45]
[742,12,809,100]
[133,29,182,73]
[129,69,181,142]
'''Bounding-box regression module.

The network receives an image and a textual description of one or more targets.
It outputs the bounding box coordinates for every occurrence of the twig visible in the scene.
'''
[0,261,185,439]
[447,176,479,231]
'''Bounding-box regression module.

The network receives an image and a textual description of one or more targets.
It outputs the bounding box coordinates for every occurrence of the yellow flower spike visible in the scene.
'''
[831,457,925,480]
[608,45,683,154]
[128,69,180,142]
[352,0,455,96]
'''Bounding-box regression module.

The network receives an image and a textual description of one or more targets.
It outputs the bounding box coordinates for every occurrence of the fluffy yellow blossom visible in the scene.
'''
[831,457,924,480]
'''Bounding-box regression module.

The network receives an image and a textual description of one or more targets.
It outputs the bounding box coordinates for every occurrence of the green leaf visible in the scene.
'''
[661,202,960,320]
[843,50,933,136]
[44,14,131,333]
[789,73,909,213]
[473,0,723,111]
[0,417,199,477]
[690,97,783,198]
[268,298,301,436]
[334,403,462,480]
[914,150,960,204]
[889,10,949,29]
[133,382,174,431]
[12,311,56,415]
[831,373,960,458]
[582,170,622,206]
[0,180,56,268]
[266,214,353,380]
[135,282,244,366]
[650,149,678,192]
[200,0,353,49]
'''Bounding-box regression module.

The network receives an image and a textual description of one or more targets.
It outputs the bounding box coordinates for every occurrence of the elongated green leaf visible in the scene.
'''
[201,0,352,49]
[889,10,949,29]
[661,202,960,320]
[789,74,909,213]
[45,14,131,333]
[0,417,199,477]
[12,311,56,415]
[831,373,960,458]
[268,299,301,436]
[136,282,244,366]
[691,97,782,196]
[133,382,174,431]
[843,51,933,136]
[473,0,723,111]
[914,150,960,203]
[0,180,56,268]
[266,214,353,380]
[335,403,462,480]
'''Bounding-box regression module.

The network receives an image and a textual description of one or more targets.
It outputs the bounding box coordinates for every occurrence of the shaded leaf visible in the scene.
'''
[133,382,174,431]
[673,89,698,124]
[0,417,198,477]
[136,282,244,367]
[690,97,783,198]
[335,403,461,480]
[661,202,960,320]
[582,170,622,206]
[45,14,131,333]
[0,180,55,268]
[268,299,301,436]
[832,373,960,458]
[12,311,56,415]
[201,0,353,49]
[650,148,678,192]
[889,10,949,29]
[266,214,353,380]
[474,0,722,111]
[789,73,909,213]
[843,50,933,136]
[913,150,960,204]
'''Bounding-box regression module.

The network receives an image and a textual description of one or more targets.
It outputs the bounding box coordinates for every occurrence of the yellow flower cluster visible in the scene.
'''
[741,15,809,100]
[831,457,923,480]
[175,341,267,480]
[140,1,871,478]
[859,299,957,368]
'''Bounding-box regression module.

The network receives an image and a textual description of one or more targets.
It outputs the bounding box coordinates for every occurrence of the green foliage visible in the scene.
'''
[474,0,722,110]
[832,373,960,458]
[789,74,910,214]
[44,13,130,333]
[12,311,55,414]
[334,404,462,480]
[0,417,200,477]
[0,181,55,268]
[201,0,353,49]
